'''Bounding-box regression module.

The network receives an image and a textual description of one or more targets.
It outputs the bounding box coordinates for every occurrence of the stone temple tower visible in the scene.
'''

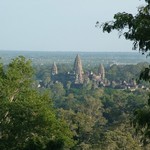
[51,62,58,75]
[73,54,83,84]
[98,64,105,80]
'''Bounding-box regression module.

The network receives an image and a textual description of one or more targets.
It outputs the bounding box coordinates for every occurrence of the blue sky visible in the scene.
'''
[0,0,145,52]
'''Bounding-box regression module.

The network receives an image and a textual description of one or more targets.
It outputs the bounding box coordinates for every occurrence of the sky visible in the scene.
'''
[0,0,146,52]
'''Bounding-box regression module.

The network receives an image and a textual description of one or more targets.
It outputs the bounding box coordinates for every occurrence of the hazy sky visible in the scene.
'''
[0,0,145,52]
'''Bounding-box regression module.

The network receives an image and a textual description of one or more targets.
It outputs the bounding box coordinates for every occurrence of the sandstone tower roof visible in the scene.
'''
[98,64,105,80]
[73,54,83,84]
[51,62,58,75]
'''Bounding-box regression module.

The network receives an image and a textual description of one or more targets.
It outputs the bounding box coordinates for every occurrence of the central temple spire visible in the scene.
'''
[98,64,105,80]
[51,62,58,75]
[73,54,83,84]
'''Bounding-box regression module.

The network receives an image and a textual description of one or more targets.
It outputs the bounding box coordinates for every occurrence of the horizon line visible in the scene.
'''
[0,49,139,53]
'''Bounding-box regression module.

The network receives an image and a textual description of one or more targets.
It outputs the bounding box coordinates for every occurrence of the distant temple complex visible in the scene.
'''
[38,54,140,91]
[49,54,106,88]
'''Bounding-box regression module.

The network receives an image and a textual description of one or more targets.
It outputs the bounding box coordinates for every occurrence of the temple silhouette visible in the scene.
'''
[50,54,106,88]
[38,54,139,90]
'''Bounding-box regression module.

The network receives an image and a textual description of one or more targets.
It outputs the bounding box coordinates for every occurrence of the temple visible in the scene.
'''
[37,54,108,89]
[38,54,138,91]
[48,54,107,88]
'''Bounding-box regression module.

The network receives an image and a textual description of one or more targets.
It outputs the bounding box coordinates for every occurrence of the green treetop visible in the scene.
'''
[0,56,74,150]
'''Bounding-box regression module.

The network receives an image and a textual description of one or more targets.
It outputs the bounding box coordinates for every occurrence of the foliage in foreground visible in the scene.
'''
[97,0,150,146]
[0,56,74,150]
[99,0,150,54]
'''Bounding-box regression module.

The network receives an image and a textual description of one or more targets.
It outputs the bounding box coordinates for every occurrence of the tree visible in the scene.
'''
[97,0,150,146]
[97,0,150,54]
[51,82,66,100]
[100,129,141,150]
[0,56,74,150]
[57,93,107,149]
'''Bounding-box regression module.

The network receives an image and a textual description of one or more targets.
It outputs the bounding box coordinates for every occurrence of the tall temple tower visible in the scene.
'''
[98,64,105,80]
[73,54,83,84]
[51,62,58,75]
